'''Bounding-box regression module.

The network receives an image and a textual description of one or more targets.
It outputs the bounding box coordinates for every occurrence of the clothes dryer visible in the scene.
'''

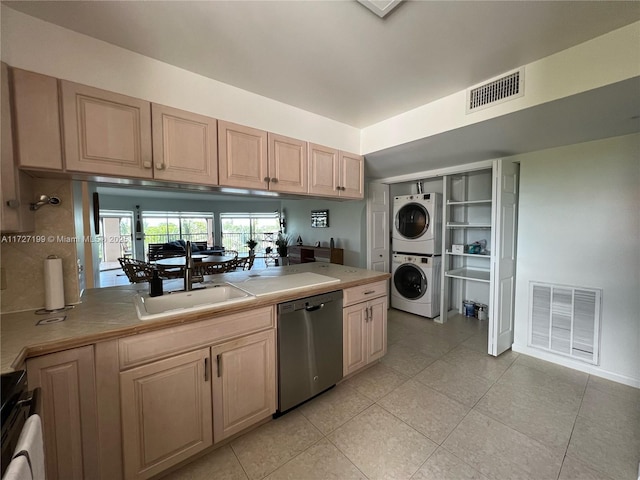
[391,254,441,318]
[392,193,442,255]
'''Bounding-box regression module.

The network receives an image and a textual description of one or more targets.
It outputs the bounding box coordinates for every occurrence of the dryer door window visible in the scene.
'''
[395,203,430,239]
[393,264,427,300]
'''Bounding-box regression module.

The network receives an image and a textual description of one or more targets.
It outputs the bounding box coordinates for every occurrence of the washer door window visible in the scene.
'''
[395,203,430,239]
[394,264,427,300]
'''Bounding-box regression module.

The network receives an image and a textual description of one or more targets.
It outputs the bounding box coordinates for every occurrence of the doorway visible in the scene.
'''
[99,210,134,287]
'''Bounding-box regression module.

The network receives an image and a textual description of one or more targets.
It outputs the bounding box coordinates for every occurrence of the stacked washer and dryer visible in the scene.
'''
[391,192,442,318]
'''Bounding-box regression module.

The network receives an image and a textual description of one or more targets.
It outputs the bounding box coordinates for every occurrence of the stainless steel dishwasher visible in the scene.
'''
[277,290,343,413]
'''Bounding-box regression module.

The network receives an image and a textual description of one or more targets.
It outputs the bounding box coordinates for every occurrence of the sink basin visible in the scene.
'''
[134,283,254,320]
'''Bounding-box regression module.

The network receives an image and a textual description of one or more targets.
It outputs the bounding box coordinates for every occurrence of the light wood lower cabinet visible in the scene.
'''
[211,330,276,442]
[26,346,99,480]
[343,295,388,376]
[120,347,212,480]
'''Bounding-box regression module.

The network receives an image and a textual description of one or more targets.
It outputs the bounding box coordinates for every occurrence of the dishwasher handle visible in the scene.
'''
[304,303,325,312]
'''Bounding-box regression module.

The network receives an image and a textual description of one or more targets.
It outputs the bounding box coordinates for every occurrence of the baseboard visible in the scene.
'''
[512,343,640,389]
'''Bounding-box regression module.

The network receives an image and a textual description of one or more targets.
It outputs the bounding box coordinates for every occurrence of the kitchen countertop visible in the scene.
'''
[1,263,389,373]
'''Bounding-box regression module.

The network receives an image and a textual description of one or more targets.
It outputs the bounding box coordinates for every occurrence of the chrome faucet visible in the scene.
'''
[184,241,194,291]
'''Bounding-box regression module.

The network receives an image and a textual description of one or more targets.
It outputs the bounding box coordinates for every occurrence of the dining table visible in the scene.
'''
[154,254,239,276]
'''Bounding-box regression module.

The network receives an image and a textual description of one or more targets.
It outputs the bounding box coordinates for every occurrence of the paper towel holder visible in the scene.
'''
[30,194,61,211]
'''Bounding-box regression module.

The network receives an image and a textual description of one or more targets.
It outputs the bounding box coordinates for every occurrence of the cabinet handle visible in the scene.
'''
[155,162,165,170]
[363,290,375,295]
[365,306,370,322]
[341,186,347,191]
[368,306,373,321]
[271,177,278,183]
[217,354,222,377]
[264,177,270,183]
[204,357,209,382]
[143,161,152,169]
[335,186,341,191]
[6,199,19,208]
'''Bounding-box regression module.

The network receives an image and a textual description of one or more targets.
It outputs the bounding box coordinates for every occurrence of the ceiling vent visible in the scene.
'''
[466,68,524,114]
[357,0,404,18]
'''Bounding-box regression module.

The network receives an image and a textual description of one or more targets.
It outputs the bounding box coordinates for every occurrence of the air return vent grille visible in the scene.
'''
[466,68,524,113]
[528,282,601,364]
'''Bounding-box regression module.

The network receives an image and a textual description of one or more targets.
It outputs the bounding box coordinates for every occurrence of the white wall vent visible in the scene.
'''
[528,282,601,365]
[466,68,524,113]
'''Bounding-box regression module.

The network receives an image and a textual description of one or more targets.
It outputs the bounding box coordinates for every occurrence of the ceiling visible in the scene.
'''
[4,1,639,128]
[3,1,639,182]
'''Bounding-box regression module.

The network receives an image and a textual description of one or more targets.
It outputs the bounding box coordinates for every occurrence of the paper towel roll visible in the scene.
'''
[44,256,65,310]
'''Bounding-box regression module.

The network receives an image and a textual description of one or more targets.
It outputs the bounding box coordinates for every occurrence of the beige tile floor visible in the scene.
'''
[161,308,640,480]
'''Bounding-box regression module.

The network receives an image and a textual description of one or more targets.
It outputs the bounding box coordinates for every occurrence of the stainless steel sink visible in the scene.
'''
[134,283,254,320]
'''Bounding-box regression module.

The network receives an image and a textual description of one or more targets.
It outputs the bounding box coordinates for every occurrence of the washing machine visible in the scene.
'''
[392,193,442,255]
[391,254,441,318]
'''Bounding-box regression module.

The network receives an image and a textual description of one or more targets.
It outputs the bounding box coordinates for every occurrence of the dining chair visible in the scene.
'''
[118,257,155,283]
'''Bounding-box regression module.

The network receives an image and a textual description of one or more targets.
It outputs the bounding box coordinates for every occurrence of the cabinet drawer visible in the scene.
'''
[119,306,274,369]
[343,281,388,306]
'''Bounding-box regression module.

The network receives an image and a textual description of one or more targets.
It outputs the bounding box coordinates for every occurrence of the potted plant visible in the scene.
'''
[246,239,258,255]
[275,234,290,265]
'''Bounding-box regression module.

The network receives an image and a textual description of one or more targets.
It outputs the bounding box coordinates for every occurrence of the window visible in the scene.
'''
[220,212,280,253]
[142,211,214,254]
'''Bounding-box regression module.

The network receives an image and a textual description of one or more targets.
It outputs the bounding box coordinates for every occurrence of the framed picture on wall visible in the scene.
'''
[311,210,329,228]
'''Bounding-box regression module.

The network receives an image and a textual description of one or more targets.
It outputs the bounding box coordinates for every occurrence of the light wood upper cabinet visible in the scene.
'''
[151,104,218,185]
[339,151,364,199]
[267,133,307,194]
[61,81,153,178]
[211,330,276,442]
[218,120,268,189]
[120,348,212,480]
[308,143,339,197]
[26,346,99,480]
[11,68,63,170]
[1,62,34,233]
[309,144,364,199]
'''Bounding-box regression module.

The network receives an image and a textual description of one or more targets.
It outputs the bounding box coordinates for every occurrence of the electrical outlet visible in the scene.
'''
[0,267,6,290]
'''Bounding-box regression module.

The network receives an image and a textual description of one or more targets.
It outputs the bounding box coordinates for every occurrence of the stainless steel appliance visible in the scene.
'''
[1,370,39,477]
[277,290,343,413]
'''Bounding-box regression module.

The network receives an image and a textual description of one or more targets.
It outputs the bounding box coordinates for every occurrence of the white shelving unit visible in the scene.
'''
[438,159,519,357]
[439,169,494,324]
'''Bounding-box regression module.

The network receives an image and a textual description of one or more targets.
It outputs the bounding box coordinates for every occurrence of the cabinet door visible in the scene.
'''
[218,120,268,189]
[308,143,339,197]
[267,133,307,194]
[211,330,276,442]
[61,80,153,178]
[26,346,99,480]
[11,68,63,170]
[367,296,388,363]
[339,151,364,199]
[120,348,212,480]
[1,62,34,233]
[343,304,368,376]
[151,104,218,185]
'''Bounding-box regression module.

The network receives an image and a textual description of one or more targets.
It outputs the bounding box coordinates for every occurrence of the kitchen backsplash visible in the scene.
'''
[1,177,80,313]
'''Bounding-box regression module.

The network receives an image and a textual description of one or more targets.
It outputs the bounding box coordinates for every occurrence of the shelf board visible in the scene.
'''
[445,251,491,258]
[447,199,492,206]
[445,268,491,283]
[446,222,492,228]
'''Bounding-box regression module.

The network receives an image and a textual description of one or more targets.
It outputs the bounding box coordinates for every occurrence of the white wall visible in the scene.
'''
[281,197,367,268]
[361,21,640,154]
[0,6,360,153]
[512,134,640,387]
